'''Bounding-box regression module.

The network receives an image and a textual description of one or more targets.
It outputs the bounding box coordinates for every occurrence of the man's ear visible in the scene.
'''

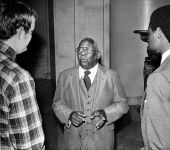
[157,27,163,39]
[95,50,100,60]
[16,27,25,40]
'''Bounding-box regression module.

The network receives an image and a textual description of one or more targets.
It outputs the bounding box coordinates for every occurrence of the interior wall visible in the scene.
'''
[53,0,110,81]
[110,0,170,98]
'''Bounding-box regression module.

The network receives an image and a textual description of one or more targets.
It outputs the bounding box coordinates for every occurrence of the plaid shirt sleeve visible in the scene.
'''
[0,69,45,150]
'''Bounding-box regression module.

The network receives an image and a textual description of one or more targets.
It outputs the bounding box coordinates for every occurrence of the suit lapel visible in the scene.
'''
[69,66,83,111]
[93,65,106,110]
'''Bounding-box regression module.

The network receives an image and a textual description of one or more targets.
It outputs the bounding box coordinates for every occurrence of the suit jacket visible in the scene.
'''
[141,55,170,150]
[52,64,129,150]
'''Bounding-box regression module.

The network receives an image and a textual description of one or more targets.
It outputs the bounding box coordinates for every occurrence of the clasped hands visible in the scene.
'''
[69,109,107,130]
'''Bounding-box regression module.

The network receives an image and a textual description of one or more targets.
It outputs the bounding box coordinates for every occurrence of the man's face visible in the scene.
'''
[147,27,161,55]
[77,41,98,70]
[16,16,35,54]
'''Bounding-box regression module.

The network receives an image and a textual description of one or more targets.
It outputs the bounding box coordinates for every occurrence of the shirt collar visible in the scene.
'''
[79,63,98,83]
[0,41,16,61]
[161,49,170,64]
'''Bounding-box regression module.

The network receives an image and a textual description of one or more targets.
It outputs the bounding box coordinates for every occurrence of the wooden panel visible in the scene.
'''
[103,0,110,67]
[54,0,110,81]
[53,0,75,80]
[75,0,110,66]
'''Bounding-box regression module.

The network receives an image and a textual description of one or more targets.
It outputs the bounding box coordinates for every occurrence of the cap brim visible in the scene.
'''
[133,30,149,42]
[133,30,148,35]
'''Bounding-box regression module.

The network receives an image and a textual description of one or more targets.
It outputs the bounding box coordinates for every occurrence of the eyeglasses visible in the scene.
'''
[76,47,94,55]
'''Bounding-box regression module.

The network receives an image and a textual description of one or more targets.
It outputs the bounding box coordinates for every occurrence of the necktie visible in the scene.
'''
[84,70,91,90]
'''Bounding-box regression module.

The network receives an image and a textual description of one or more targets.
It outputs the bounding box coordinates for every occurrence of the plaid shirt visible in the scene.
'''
[0,42,45,150]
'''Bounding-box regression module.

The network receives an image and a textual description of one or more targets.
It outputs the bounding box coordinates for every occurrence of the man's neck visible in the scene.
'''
[3,36,17,53]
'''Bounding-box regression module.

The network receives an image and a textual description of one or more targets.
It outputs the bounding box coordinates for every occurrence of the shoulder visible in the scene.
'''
[147,72,170,91]
[98,64,118,76]
[155,62,170,82]
[58,66,78,77]
[0,59,32,86]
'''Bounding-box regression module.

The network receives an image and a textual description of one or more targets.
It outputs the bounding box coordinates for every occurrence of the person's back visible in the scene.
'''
[0,1,45,149]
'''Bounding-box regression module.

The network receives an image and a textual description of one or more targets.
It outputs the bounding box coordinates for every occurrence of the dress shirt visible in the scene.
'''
[0,41,45,150]
[79,63,98,83]
[161,49,170,64]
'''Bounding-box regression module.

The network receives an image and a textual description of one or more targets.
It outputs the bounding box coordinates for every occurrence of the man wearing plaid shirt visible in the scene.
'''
[0,0,45,149]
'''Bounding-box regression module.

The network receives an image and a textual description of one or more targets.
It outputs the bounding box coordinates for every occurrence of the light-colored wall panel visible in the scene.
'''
[54,0,110,80]
[75,0,110,66]
[53,0,75,80]
[75,0,103,54]
[110,0,170,98]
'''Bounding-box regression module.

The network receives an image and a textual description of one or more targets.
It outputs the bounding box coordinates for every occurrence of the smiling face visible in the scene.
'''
[77,41,98,70]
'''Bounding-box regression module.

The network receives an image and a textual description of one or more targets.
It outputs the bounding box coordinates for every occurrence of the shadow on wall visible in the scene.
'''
[34,78,57,150]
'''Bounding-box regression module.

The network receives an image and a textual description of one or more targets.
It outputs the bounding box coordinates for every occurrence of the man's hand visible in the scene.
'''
[69,111,86,127]
[90,109,107,130]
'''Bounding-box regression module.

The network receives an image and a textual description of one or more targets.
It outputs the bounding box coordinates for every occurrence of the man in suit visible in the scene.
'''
[52,37,129,150]
[141,5,170,150]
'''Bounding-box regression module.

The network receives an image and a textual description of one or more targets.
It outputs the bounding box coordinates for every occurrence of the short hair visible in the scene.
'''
[149,5,170,42]
[77,37,99,52]
[0,0,38,40]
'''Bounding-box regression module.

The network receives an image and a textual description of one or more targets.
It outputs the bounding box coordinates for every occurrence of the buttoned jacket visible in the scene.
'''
[141,55,170,150]
[52,64,128,150]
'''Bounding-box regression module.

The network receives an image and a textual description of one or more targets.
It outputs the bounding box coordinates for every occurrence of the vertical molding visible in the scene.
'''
[53,0,75,81]
[74,0,77,66]
[45,0,50,76]
[48,0,56,81]
[102,0,105,65]
[103,0,110,67]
